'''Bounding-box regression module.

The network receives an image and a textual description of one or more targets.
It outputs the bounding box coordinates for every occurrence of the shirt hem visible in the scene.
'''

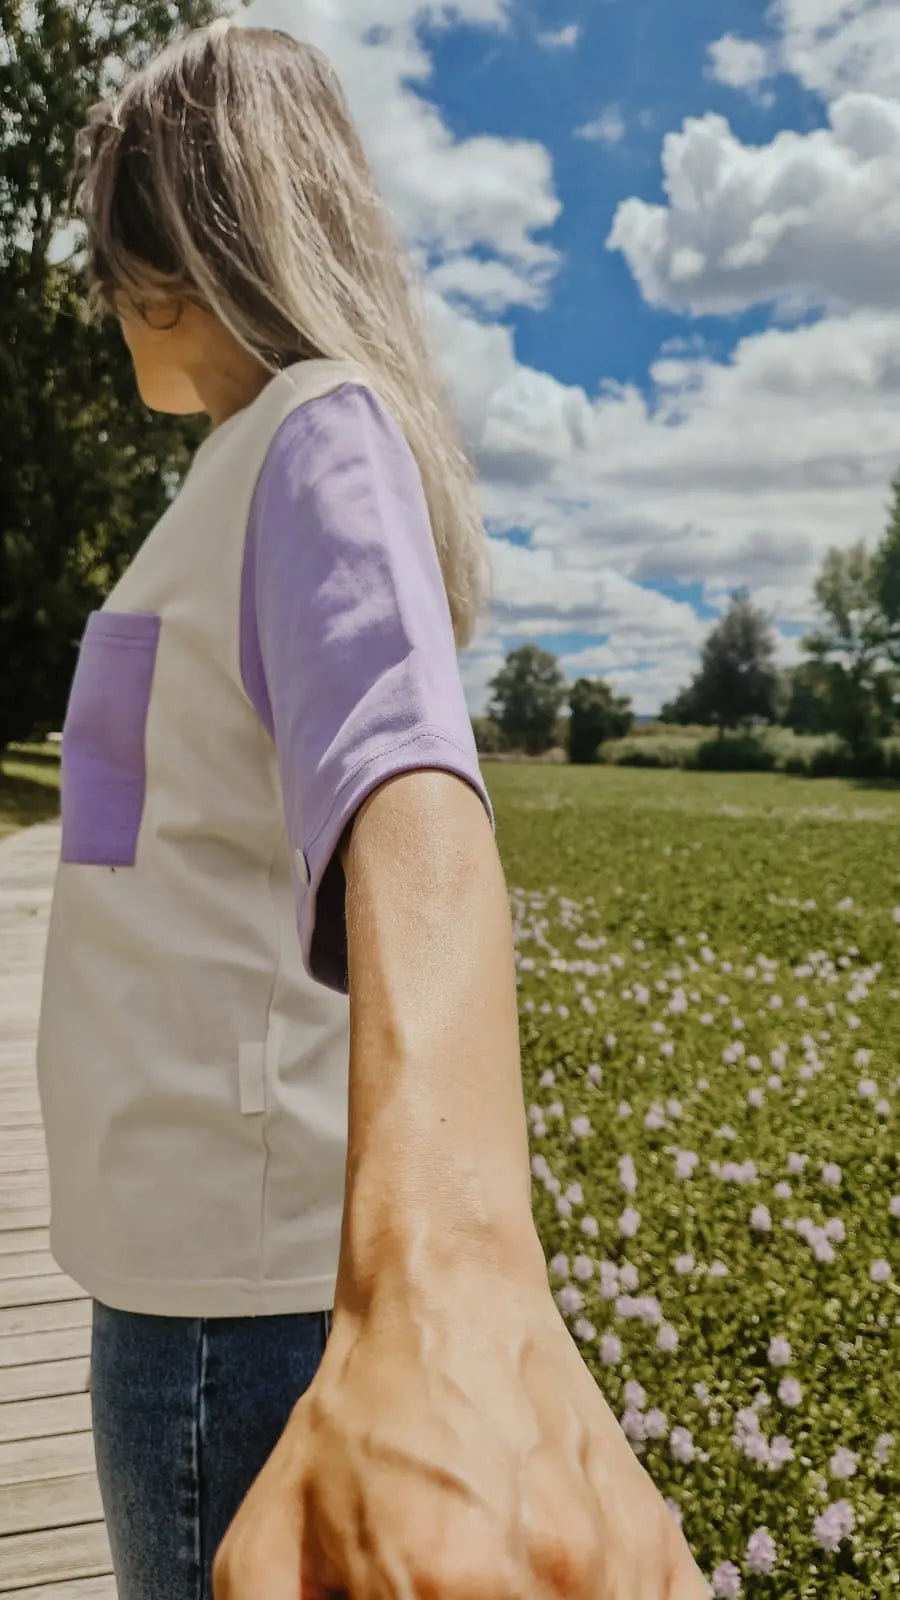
[50,1228,338,1318]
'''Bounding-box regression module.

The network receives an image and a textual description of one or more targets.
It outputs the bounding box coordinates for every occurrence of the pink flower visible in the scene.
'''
[675,1150,699,1180]
[619,1154,638,1194]
[621,1407,646,1442]
[645,1407,668,1439]
[768,1336,791,1368]
[619,1206,641,1238]
[829,1448,858,1480]
[813,1500,855,1553]
[746,1527,776,1575]
[600,1332,622,1366]
[669,1426,695,1464]
[712,1561,742,1598]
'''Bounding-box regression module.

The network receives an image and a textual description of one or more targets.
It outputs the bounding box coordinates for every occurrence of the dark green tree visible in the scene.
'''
[567,677,633,764]
[871,471,900,666]
[470,715,506,755]
[668,590,780,736]
[659,683,702,726]
[779,661,833,735]
[1,0,236,760]
[802,541,896,754]
[486,644,568,757]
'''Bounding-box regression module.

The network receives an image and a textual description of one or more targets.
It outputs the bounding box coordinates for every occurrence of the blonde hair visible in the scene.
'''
[72,21,491,648]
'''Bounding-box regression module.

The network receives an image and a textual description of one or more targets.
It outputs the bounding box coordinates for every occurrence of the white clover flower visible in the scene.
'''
[767,1336,792,1368]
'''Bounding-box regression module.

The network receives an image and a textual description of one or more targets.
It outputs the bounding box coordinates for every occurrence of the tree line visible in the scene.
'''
[480,473,900,766]
[661,473,900,756]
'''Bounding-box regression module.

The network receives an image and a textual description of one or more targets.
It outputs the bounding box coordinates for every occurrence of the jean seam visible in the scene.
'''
[193,1320,208,1600]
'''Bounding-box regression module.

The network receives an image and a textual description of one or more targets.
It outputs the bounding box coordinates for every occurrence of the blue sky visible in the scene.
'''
[251,0,900,714]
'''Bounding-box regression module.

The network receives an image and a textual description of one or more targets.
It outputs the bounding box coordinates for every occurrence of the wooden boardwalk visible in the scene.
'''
[0,823,115,1597]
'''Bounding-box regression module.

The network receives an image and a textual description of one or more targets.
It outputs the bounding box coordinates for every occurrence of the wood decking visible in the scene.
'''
[0,823,115,1597]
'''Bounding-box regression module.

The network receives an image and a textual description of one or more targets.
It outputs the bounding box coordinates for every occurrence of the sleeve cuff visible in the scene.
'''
[295,727,495,993]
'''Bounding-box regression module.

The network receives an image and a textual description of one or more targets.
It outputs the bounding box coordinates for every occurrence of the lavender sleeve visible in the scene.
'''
[240,382,495,994]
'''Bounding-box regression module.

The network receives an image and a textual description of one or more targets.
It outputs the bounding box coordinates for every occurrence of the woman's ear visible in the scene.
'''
[139,297,185,332]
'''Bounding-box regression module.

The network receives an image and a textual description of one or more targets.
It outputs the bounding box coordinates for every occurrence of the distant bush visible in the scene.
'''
[694,735,776,772]
[601,735,701,769]
[598,725,900,781]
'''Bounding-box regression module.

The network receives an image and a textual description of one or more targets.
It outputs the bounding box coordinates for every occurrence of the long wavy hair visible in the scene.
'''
[71,19,491,648]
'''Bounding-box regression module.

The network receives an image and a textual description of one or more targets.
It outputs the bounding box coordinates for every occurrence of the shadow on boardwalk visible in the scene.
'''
[0,823,115,1597]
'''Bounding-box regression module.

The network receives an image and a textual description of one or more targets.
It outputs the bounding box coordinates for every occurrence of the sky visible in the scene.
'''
[243,0,900,716]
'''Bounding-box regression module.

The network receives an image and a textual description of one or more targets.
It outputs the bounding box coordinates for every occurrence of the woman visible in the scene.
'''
[36,19,710,1599]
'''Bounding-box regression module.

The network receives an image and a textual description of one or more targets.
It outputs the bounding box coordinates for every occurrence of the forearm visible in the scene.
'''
[333,770,547,1313]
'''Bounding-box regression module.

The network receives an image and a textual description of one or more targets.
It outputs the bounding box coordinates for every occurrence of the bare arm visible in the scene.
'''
[333,766,548,1313]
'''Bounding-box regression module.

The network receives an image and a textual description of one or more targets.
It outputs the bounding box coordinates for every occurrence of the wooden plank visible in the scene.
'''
[3,1150,48,1175]
[0,1302,90,1340]
[0,1358,88,1404]
[0,1520,112,1590]
[0,1208,50,1233]
[0,1469,103,1537]
[0,1171,51,1198]
[3,1578,116,1599]
[0,1250,57,1280]
[0,827,116,1594]
[0,1393,91,1446]
[0,1275,84,1312]
[0,1431,96,1488]
[0,1229,49,1258]
[0,1326,90,1371]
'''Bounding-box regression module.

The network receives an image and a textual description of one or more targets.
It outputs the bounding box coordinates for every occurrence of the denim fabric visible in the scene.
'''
[90,1299,333,1600]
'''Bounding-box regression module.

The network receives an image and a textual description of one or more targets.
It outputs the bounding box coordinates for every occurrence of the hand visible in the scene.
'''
[212,1266,711,1599]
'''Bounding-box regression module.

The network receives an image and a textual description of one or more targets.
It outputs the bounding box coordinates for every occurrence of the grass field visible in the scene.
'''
[491,764,899,1596]
[0,743,61,840]
[1,752,897,1591]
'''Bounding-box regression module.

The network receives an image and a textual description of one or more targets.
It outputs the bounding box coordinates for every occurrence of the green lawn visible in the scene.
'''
[487,763,899,1596]
[1,751,896,1589]
[0,743,61,841]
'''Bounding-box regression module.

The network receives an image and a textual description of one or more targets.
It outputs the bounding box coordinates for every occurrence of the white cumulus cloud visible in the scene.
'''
[576,105,626,144]
[608,94,900,316]
[707,33,771,89]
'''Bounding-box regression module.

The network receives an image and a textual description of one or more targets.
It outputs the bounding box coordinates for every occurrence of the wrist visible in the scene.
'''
[334,1177,548,1317]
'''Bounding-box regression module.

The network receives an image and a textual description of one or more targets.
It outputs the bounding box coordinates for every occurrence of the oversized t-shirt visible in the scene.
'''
[35,357,494,1318]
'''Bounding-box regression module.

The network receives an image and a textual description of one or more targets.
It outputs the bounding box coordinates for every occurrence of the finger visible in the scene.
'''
[667,1544,714,1600]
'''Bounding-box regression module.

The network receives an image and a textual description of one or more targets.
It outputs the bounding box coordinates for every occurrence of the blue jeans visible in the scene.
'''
[90,1299,333,1600]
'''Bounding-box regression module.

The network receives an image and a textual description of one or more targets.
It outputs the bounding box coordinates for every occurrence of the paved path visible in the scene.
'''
[0,824,115,1597]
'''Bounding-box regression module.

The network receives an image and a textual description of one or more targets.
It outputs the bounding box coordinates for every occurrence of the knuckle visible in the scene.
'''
[409,1541,515,1600]
[528,1512,599,1596]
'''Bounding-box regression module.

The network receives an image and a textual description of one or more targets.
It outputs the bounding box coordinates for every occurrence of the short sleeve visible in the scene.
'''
[240,381,495,994]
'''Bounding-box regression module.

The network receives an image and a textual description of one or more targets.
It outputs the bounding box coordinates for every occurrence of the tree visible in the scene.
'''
[668,591,780,736]
[1,1,236,760]
[779,662,833,736]
[471,715,505,755]
[486,644,568,756]
[567,677,633,764]
[659,683,702,726]
[802,541,896,754]
[871,471,900,666]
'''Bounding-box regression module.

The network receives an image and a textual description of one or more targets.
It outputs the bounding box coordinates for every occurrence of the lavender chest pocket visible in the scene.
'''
[61,611,162,867]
